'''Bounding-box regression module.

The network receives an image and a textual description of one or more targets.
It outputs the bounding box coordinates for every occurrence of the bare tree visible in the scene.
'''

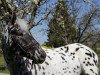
[0,0,52,29]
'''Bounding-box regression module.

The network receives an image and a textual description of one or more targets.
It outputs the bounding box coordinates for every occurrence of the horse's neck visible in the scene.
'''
[1,25,31,75]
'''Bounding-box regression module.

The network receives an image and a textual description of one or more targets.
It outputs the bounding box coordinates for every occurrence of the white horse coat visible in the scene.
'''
[26,43,98,75]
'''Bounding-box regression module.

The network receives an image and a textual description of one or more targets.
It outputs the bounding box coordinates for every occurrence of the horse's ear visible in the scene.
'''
[11,12,16,25]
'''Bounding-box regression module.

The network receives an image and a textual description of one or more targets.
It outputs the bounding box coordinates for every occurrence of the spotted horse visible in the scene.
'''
[1,14,98,75]
[1,13,46,75]
[26,43,99,75]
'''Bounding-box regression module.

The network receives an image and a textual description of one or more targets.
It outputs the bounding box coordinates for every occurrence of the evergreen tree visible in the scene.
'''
[46,0,76,47]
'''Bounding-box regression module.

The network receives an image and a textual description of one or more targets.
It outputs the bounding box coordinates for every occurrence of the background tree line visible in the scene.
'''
[45,0,100,49]
[0,0,100,50]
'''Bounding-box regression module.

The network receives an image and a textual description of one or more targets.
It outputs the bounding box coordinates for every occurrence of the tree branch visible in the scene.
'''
[35,8,52,26]
[77,9,100,42]
[29,0,43,30]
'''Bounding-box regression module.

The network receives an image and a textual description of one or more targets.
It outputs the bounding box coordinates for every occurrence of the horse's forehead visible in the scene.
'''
[16,18,29,32]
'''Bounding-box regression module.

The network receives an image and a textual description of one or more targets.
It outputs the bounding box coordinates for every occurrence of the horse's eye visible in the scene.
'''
[16,30,23,36]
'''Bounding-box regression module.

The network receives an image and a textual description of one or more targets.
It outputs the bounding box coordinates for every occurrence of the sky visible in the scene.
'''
[30,0,57,45]
[30,0,100,45]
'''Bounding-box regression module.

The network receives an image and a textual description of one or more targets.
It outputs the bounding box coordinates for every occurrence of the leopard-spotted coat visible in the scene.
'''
[25,43,98,75]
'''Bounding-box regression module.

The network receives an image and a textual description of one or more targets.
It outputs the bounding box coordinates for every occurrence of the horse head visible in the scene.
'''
[7,14,46,64]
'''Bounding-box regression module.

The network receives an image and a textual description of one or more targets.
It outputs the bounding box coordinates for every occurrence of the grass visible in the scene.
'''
[97,48,100,50]
[0,54,10,74]
[42,45,54,49]
[0,69,9,74]
[0,55,5,65]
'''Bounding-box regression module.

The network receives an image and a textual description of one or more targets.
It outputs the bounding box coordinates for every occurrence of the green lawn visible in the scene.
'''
[0,54,9,74]
[0,55,5,65]
[0,69,9,74]
[97,48,100,50]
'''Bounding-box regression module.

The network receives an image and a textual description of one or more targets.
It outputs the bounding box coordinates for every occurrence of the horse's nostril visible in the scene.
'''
[41,51,46,58]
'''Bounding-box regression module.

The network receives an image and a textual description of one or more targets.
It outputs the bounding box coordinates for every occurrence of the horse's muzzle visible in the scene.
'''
[32,49,46,64]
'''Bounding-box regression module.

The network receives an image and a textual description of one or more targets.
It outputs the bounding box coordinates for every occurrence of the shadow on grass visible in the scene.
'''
[0,69,9,74]
[0,52,10,74]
